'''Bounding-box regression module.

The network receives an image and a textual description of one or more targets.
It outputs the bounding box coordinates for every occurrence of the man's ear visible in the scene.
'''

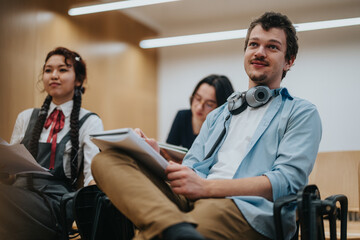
[284,56,295,71]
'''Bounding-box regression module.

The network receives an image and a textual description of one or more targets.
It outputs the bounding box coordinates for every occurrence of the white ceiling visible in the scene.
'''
[118,0,360,37]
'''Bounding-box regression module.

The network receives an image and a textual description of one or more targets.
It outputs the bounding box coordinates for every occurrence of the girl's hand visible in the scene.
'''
[134,128,160,153]
[88,179,96,186]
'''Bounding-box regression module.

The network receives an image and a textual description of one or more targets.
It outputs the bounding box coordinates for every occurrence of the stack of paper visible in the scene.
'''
[90,128,169,179]
[0,137,51,175]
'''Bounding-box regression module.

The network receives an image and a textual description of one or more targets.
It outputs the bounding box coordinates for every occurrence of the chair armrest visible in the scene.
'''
[274,194,297,240]
[324,194,348,240]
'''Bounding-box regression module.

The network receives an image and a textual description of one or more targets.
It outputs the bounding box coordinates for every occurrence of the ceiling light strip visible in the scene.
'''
[140,29,248,48]
[68,0,179,16]
[140,17,360,49]
[294,17,360,31]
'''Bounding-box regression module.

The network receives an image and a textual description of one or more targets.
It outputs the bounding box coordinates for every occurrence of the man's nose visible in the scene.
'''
[255,46,266,58]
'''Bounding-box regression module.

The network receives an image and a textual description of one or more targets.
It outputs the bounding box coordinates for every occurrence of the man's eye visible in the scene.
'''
[268,45,278,50]
[249,42,258,47]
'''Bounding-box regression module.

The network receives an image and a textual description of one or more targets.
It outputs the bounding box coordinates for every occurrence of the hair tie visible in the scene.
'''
[39,109,48,116]
[74,86,85,97]
[75,56,81,62]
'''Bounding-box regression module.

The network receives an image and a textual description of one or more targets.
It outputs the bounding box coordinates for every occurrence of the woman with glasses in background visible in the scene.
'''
[166,74,234,149]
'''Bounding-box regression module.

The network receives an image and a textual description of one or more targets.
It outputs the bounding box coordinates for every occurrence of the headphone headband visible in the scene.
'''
[227,86,280,115]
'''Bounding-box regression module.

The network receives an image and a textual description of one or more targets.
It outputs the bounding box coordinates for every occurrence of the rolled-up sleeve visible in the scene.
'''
[264,101,322,200]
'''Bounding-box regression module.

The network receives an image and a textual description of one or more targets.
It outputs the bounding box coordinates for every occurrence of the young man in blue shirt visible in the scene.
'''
[91,12,322,240]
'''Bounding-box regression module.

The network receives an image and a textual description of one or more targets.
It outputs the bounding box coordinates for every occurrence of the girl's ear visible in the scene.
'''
[75,80,82,87]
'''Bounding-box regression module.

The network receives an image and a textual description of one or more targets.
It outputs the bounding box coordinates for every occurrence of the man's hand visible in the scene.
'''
[165,161,207,200]
[0,173,15,185]
[165,162,273,201]
[134,128,160,153]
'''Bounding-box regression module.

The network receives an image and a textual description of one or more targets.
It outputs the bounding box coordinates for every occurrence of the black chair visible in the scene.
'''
[61,185,135,240]
[274,184,348,240]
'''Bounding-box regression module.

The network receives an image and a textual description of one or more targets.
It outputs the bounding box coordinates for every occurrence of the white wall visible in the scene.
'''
[157,24,360,152]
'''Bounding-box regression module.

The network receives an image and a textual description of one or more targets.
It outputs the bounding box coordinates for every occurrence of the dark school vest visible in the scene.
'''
[21,108,97,183]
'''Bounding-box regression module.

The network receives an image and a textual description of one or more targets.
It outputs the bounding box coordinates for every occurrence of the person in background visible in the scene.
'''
[166,74,234,149]
[0,47,103,239]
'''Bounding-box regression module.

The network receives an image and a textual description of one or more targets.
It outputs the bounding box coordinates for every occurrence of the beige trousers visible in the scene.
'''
[91,149,270,240]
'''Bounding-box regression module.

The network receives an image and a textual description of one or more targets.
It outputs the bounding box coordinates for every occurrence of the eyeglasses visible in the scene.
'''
[192,94,217,110]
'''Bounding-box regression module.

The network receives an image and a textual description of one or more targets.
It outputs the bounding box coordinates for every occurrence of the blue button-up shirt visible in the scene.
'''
[182,88,322,239]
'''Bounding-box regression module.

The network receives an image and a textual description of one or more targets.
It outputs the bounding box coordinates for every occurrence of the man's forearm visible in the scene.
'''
[203,175,273,201]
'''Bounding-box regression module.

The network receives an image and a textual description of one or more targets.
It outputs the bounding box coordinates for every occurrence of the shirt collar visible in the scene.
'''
[279,87,293,100]
[48,100,74,118]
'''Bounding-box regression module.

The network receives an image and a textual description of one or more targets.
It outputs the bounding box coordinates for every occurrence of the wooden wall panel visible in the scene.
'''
[0,0,158,141]
[0,1,38,141]
[309,151,360,212]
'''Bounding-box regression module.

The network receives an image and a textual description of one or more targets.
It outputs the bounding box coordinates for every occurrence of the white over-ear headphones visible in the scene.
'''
[227,86,280,115]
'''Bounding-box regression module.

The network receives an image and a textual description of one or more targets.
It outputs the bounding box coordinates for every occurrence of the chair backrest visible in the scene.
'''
[274,184,348,240]
[72,185,135,240]
[60,185,135,240]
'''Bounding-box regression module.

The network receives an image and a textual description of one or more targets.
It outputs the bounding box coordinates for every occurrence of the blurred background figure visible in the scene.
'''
[166,74,234,149]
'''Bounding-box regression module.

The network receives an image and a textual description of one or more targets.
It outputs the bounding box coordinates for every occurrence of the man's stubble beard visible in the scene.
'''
[249,73,267,83]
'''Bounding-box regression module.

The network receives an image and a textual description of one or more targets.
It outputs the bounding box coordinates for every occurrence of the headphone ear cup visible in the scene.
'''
[246,86,271,108]
[227,92,244,113]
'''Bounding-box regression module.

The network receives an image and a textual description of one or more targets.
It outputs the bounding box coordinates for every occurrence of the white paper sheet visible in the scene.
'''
[90,128,169,179]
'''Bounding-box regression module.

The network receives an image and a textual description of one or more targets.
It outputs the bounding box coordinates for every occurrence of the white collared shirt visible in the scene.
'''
[11,100,104,186]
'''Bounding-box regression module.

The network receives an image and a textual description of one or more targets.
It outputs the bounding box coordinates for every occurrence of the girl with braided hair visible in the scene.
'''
[0,47,103,239]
